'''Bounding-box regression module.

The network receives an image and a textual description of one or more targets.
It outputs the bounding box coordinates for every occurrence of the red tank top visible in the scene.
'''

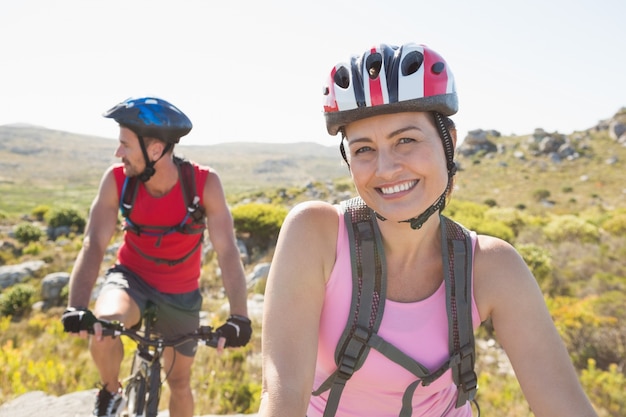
[113,163,209,293]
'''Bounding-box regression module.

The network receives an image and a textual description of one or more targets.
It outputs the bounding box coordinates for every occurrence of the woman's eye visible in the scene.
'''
[398,137,415,145]
[353,146,372,155]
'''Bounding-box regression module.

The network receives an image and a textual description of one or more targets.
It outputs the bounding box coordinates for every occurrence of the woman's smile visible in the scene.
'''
[377,179,418,196]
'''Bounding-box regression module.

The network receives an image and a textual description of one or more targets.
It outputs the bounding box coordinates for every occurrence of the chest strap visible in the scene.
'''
[312,197,477,416]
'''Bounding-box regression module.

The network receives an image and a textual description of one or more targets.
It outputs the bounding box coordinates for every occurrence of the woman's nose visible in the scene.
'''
[376,149,401,179]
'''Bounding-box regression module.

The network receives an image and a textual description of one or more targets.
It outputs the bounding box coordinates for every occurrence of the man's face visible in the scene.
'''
[114,127,145,177]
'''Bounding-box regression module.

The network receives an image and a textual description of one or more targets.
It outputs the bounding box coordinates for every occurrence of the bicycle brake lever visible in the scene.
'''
[205,335,219,348]
[197,325,218,347]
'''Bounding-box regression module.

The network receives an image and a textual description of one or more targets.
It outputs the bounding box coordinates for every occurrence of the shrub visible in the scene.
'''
[0,284,36,317]
[23,242,43,256]
[474,221,515,243]
[533,188,551,201]
[580,359,626,417]
[602,213,626,236]
[45,207,86,235]
[547,295,619,370]
[485,207,529,235]
[14,223,44,245]
[446,200,514,242]
[543,214,600,243]
[31,205,50,221]
[231,203,288,254]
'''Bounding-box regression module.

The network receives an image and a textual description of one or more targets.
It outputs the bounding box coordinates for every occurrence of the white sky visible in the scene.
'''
[1,0,624,146]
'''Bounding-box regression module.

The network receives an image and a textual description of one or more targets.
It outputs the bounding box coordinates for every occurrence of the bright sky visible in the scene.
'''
[1,0,624,146]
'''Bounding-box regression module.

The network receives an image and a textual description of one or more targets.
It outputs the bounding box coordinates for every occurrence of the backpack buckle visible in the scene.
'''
[337,326,371,380]
[451,344,477,396]
[460,370,478,395]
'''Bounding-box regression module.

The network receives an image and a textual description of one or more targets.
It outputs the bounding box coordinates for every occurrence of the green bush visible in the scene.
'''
[602,213,626,236]
[543,214,600,243]
[547,295,620,371]
[532,188,551,201]
[23,242,43,256]
[0,284,36,317]
[31,205,50,221]
[45,207,86,233]
[581,359,626,417]
[485,207,529,235]
[14,223,44,245]
[231,203,288,253]
[446,200,515,242]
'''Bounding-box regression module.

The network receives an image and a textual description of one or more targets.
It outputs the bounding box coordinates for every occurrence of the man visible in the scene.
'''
[62,97,251,417]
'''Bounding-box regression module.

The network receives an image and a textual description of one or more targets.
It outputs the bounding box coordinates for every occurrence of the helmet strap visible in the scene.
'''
[339,131,350,168]
[136,136,172,182]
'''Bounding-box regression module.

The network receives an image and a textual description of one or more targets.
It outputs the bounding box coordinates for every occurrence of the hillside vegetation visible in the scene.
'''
[0,111,625,416]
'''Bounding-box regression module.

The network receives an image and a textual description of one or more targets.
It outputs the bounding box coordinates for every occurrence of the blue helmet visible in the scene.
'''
[103,97,192,143]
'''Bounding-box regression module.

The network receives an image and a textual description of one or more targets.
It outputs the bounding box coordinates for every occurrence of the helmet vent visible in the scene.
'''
[401,51,424,76]
[334,66,351,89]
[366,52,383,79]
[431,61,445,74]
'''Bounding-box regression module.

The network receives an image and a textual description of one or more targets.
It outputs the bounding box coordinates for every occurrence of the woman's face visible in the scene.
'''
[344,112,448,223]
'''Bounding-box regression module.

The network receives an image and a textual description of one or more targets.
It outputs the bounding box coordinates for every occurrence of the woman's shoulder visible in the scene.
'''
[473,234,529,279]
[286,200,341,223]
[281,201,341,250]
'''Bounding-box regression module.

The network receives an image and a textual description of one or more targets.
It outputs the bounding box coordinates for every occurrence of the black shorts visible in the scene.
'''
[100,264,202,357]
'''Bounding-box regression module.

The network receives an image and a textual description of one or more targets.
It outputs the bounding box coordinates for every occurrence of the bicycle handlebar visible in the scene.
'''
[91,318,220,348]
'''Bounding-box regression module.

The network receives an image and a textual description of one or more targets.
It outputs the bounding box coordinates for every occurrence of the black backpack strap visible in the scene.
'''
[174,156,206,225]
[312,197,387,417]
[120,174,140,220]
[312,199,478,416]
[440,215,478,408]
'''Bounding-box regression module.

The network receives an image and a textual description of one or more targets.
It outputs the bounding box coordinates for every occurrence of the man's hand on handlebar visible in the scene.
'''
[214,314,252,352]
[61,307,100,339]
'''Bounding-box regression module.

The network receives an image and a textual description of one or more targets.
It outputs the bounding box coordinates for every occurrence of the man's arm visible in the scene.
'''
[67,167,120,308]
[202,170,248,317]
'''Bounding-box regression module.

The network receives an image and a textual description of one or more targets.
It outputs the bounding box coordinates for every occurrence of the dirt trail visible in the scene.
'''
[0,390,257,417]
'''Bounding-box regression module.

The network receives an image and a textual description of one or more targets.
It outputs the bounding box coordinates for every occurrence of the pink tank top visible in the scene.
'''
[113,163,209,294]
[308,206,481,417]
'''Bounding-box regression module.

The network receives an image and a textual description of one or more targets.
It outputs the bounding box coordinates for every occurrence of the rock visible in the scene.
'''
[41,272,70,307]
[0,260,46,289]
[246,262,271,288]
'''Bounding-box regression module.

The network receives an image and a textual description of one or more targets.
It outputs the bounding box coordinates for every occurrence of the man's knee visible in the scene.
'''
[165,355,194,391]
[167,371,192,391]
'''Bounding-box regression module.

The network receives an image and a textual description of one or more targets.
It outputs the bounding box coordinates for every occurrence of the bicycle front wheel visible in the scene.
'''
[125,352,148,417]
[145,360,162,417]
[125,373,146,416]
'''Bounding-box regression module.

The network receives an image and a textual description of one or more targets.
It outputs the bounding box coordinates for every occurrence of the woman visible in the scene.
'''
[259,43,597,416]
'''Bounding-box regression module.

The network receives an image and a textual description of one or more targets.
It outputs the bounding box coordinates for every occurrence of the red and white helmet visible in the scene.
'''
[323,43,458,136]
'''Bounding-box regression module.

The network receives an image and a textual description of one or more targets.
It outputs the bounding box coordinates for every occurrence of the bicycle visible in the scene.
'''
[92,303,219,417]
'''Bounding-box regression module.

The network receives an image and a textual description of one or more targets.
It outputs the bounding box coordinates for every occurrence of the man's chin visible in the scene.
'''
[122,166,136,177]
